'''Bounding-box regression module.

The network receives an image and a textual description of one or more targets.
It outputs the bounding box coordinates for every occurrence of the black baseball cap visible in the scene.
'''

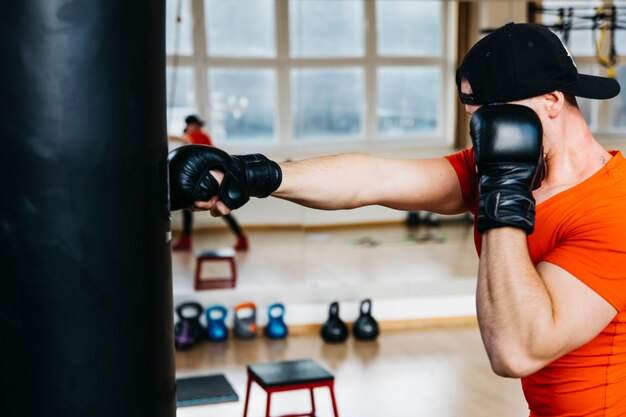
[184,114,205,126]
[457,22,620,105]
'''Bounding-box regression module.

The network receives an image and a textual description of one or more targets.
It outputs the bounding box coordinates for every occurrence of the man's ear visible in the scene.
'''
[544,91,564,118]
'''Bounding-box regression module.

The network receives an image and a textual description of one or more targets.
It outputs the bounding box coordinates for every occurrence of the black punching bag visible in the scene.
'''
[0,2,175,417]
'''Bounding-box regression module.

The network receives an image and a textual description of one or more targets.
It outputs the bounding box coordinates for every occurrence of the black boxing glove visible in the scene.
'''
[167,145,282,211]
[470,104,543,234]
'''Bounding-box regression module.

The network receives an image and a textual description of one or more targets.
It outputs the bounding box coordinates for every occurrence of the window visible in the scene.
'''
[377,67,440,136]
[609,66,626,129]
[205,0,275,57]
[290,0,364,58]
[608,1,626,132]
[376,0,442,56]
[540,0,601,56]
[292,68,364,140]
[165,0,453,149]
[166,66,197,135]
[209,68,277,141]
[166,0,193,56]
[541,1,625,136]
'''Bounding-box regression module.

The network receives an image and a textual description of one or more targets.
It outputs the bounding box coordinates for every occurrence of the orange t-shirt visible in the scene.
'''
[187,130,213,146]
[445,148,626,416]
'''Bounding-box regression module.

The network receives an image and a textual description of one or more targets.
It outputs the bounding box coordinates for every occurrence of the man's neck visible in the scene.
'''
[534,109,611,204]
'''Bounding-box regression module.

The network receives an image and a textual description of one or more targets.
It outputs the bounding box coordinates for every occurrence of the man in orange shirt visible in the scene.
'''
[168,115,248,252]
[168,114,213,147]
[169,24,626,415]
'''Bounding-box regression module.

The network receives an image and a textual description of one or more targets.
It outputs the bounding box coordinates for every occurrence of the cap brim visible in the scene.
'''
[561,74,621,100]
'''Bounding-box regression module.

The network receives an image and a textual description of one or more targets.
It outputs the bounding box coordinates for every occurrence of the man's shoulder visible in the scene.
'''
[189,131,212,145]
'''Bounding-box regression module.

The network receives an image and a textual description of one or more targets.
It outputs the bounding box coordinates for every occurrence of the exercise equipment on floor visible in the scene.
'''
[206,305,229,342]
[321,301,348,343]
[353,299,380,341]
[194,247,237,290]
[176,374,238,407]
[175,302,205,350]
[264,303,288,340]
[234,302,258,340]
[243,359,339,417]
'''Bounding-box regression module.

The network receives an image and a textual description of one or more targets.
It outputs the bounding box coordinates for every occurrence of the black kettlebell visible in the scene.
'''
[353,299,379,341]
[174,302,205,350]
[320,301,348,343]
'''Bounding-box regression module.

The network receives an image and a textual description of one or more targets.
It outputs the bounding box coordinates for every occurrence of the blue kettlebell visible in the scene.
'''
[264,303,288,340]
[206,305,229,342]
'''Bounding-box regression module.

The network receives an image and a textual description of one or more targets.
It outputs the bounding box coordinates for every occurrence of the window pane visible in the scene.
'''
[614,1,626,57]
[205,0,275,57]
[575,65,594,128]
[166,0,193,56]
[608,66,626,129]
[289,0,364,57]
[166,67,197,135]
[291,68,363,140]
[377,0,441,56]
[541,1,601,56]
[209,69,276,141]
[377,67,440,136]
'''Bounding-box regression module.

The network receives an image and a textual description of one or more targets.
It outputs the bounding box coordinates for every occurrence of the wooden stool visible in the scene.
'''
[194,247,237,290]
[243,359,339,417]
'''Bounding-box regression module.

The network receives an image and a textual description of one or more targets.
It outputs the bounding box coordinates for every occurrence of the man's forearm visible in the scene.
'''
[272,153,467,214]
[272,153,382,210]
[477,228,556,377]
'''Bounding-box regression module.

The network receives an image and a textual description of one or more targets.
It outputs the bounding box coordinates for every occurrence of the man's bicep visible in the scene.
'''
[538,261,617,358]
[376,157,469,214]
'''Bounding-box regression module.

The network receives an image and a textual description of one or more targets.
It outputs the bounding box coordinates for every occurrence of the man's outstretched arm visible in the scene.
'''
[274,153,466,214]
[169,146,469,216]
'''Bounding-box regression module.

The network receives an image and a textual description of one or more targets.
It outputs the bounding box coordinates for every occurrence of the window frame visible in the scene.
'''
[165,0,458,155]
[539,0,626,145]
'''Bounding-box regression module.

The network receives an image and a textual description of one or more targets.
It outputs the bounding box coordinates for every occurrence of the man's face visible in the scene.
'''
[460,77,537,116]
[186,122,202,132]
[460,78,481,116]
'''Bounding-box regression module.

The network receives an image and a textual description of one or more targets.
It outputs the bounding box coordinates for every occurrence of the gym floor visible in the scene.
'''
[171,218,478,307]
[172,221,528,416]
[175,326,528,417]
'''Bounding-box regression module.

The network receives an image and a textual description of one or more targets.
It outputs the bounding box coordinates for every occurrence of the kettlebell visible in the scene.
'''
[353,299,379,341]
[234,302,258,340]
[206,305,229,342]
[264,303,288,340]
[320,301,348,343]
[174,301,205,350]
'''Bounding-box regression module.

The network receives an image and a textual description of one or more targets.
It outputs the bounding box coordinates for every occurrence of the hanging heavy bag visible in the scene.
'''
[206,305,229,342]
[264,302,288,340]
[174,302,205,350]
[320,301,348,343]
[353,299,380,341]
[234,302,258,340]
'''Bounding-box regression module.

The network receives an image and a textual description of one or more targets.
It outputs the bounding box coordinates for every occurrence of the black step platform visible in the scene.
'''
[248,359,334,388]
[176,374,239,407]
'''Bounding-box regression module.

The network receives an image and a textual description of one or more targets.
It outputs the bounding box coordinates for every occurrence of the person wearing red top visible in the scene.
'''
[168,115,248,252]
[173,24,626,415]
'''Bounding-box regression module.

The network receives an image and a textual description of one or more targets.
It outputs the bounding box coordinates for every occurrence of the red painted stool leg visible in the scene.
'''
[329,384,339,417]
[309,388,316,416]
[265,392,272,417]
[193,257,202,290]
[242,377,252,417]
[230,258,237,288]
